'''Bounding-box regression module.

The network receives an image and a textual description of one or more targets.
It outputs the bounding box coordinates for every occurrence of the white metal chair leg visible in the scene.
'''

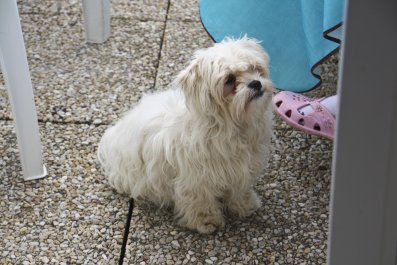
[0,0,47,180]
[81,0,111,43]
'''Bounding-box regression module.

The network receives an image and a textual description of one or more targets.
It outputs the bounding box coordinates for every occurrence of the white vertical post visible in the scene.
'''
[81,0,111,43]
[0,0,47,180]
[328,0,397,264]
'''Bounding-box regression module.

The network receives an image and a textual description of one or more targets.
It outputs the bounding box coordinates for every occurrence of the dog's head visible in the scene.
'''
[174,37,273,122]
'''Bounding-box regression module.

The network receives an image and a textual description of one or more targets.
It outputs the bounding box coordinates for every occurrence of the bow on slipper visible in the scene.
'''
[273,91,335,140]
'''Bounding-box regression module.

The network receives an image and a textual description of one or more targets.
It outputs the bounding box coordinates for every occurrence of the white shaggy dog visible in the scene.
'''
[98,38,273,234]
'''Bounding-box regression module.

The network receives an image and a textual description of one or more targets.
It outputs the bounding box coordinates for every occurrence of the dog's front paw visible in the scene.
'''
[196,214,225,234]
[227,190,261,218]
[178,210,225,234]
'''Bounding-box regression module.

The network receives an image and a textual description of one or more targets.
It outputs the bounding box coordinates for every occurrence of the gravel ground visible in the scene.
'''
[1,0,338,264]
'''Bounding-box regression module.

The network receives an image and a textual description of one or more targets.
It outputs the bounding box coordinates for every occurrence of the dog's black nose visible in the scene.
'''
[248,80,262,91]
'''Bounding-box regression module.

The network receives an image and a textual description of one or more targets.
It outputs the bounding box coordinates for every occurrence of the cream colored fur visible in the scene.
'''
[98,38,273,234]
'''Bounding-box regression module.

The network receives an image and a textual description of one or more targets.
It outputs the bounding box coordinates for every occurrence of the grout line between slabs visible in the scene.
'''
[118,198,135,265]
[39,119,110,126]
[117,2,171,264]
[152,0,171,90]
[0,117,110,127]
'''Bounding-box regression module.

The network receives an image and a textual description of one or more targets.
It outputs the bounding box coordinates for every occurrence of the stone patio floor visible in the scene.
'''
[0,0,338,264]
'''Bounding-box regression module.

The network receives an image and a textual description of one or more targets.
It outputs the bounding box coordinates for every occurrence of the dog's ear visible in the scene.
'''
[174,59,201,95]
[173,58,211,112]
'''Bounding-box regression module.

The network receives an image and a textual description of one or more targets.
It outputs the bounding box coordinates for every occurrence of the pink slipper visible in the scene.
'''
[273,91,335,140]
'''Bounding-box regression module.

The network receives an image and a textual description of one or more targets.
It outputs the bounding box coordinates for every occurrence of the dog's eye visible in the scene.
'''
[225,74,236,85]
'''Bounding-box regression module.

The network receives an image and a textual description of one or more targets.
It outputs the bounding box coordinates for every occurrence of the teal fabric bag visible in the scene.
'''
[200,0,344,92]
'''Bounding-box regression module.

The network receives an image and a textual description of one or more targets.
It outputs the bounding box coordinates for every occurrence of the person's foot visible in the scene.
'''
[273,91,336,140]
[298,95,338,117]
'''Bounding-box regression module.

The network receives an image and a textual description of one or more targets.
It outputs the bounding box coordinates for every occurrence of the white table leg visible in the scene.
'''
[328,0,397,264]
[81,0,111,43]
[0,0,47,180]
